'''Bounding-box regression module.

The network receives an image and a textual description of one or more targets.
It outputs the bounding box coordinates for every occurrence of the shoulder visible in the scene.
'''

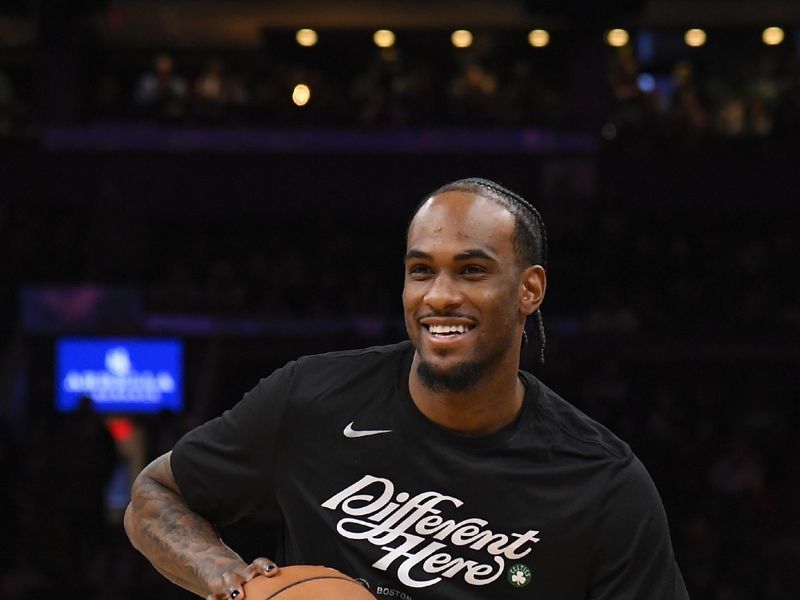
[522,373,668,517]
[226,341,411,416]
[275,340,412,397]
[521,372,631,462]
[295,340,412,371]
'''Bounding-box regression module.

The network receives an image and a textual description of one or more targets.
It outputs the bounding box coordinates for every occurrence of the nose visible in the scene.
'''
[423,272,463,311]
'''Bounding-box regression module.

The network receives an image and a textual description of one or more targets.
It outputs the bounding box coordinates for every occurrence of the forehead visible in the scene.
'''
[407,191,516,254]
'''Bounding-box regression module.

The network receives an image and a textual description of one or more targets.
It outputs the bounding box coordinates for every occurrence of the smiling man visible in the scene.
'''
[125,178,689,600]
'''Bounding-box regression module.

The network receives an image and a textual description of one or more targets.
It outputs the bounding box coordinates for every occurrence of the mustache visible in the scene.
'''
[417,311,475,320]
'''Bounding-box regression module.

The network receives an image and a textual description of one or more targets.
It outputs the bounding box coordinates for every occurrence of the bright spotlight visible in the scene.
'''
[684,28,707,47]
[373,29,396,48]
[296,29,318,47]
[451,29,473,48]
[605,29,630,47]
[292,84,311,106]
[528,29,550,48]
[762,26,784,46]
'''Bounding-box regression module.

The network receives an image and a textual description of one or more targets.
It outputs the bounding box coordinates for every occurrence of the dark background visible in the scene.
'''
[1,1,799,599]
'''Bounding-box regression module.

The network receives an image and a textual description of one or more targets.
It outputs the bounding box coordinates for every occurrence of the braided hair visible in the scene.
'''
[411,177,549,363]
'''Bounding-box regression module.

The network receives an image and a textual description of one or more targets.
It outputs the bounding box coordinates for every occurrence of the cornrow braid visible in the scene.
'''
[413,177,549,364]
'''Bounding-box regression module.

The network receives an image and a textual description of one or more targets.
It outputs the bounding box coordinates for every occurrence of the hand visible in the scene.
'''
[206,557,279,600]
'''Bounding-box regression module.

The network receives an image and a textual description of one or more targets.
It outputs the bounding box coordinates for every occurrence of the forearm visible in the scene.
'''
[124,454,246,598]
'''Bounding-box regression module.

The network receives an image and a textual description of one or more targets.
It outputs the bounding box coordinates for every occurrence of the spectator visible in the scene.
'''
[669,61,710,140]
[193,57,248,121]
[134,53,188,120]
[447,62,498,125]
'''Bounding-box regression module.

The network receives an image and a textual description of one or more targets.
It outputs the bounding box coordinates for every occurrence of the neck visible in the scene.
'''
[408,351,525,436]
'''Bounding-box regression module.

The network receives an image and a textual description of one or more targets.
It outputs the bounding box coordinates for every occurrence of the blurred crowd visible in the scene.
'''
[1,38,800,138]
[605,51,800,142]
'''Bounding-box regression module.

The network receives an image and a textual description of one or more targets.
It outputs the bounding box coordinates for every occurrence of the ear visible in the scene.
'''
[519,265,546,316]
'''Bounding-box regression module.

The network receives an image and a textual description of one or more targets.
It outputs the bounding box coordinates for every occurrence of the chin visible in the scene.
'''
[416,358,484,393]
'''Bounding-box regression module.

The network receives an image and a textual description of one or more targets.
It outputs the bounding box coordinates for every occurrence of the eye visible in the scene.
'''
[462,264,488,277]
[407,263,433,278]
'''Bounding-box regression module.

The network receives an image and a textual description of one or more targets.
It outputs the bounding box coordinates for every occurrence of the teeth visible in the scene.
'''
[428,324,469,334]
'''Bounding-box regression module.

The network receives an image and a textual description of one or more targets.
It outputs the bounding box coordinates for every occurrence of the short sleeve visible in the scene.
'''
[170,361,296,526]
[588,454,689,600]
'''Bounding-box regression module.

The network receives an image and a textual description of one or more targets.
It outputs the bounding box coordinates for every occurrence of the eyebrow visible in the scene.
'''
[404,249,432,262]
[455,249,497,262]
[404,248,498,263]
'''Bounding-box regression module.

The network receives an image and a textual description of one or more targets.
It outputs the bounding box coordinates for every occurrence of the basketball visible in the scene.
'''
[242,565,376,600]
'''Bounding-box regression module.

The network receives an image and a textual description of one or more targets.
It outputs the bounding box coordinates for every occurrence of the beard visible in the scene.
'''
[416,359,484,393]
[409,308,522,393]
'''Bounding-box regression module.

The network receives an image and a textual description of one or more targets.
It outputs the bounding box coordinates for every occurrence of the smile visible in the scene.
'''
[425,324,474,336]
[420,319,476,344]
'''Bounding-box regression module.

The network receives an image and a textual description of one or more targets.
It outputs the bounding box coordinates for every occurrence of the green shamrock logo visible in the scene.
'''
[507,563,532,588]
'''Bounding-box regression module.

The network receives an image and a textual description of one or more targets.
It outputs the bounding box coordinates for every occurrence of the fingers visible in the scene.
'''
[205,580,244,600]
[249,557,280,578]
[208,557,279,600]
[221,569,246,600]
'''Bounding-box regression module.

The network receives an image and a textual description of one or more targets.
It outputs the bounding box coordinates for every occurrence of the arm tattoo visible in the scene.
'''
[125,453,245,597]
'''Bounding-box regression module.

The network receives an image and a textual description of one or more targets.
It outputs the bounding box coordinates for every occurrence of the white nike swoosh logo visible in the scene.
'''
[343,421,392,438]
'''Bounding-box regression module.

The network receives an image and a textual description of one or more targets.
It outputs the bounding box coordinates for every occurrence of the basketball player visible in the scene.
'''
[125,178,689,599]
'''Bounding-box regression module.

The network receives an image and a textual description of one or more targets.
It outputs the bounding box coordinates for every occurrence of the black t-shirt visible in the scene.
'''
[171,342,688,600]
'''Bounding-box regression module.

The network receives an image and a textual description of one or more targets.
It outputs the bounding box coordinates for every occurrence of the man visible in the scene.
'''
[125,178,689,599]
